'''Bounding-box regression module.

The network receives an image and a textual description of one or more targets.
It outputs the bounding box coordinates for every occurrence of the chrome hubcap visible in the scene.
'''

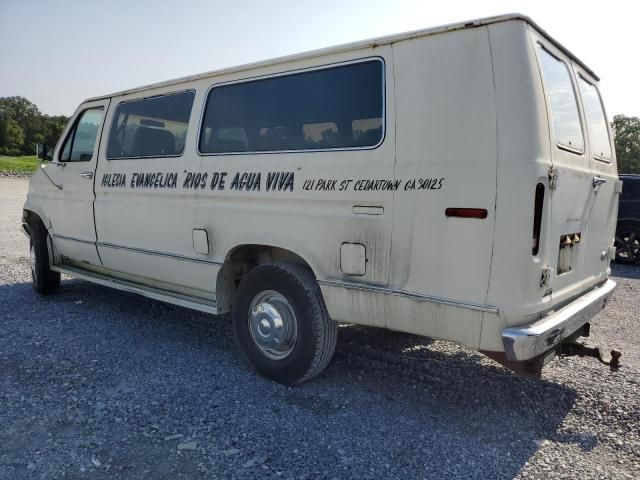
[248,290,297,360]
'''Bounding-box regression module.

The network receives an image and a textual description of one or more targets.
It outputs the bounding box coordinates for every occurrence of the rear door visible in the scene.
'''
[534,37,616,299]
[48,99,110,265]
[574,67,619,279]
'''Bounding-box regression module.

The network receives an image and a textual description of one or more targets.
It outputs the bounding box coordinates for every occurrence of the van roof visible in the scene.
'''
[87,13,598,102]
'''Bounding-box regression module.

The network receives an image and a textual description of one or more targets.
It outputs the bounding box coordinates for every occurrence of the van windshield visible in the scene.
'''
[578,77,612,161]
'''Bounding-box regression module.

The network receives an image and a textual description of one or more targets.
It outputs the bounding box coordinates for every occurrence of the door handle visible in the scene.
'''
[592,176,606,193]
[79,171,94,179]
[592,176,606,187]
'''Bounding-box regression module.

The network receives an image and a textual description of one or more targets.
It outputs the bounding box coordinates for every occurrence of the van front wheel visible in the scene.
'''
[29,218,60,295]
[232,262,337,385]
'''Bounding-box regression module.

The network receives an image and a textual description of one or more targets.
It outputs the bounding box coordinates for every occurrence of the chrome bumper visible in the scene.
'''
[502,279,616,362]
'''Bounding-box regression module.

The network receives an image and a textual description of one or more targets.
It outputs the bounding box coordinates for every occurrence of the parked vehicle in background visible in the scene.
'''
[615,174,640,264]
[23,14,621,384]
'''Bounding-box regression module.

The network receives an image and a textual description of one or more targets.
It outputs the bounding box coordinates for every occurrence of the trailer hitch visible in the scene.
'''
[560,341,621,371]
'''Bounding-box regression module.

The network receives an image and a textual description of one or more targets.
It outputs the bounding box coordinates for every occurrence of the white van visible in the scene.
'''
[24,14,620,384]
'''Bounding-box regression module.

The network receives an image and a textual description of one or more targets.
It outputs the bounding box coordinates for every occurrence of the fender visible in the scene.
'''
[215,243,317,313]
[23,170,62,265]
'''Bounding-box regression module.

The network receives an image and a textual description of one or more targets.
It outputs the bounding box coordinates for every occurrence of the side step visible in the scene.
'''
[51,265,218,315]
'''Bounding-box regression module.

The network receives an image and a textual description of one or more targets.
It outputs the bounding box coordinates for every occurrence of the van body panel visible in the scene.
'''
[485,21,554,327]
[390,26,497,301]
[36,99,110,265]
[24,172,55,231]
[572,63,619,293]
[92,47,396,328]
[387,295,484,349]
[531,28,617,315]
[486,21,618,330]
[387,26,497,343]
[532,30,602,300]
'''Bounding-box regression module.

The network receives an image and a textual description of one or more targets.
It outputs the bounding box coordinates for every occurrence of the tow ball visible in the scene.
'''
[560,341,622,371]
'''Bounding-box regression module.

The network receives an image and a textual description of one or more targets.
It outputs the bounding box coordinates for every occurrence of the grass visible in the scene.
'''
[0,155,40,174]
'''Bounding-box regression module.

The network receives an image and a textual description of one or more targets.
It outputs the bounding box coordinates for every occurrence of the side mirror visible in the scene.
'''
[36,143,53,161]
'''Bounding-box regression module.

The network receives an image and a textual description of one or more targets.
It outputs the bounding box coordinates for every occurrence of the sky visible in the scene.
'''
[1,0,638,119]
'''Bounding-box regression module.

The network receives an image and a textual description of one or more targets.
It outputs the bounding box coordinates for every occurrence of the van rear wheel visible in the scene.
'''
[29,218,61,295]
[232,262,337,384]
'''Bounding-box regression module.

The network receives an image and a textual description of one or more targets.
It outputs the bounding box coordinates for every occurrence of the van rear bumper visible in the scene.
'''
[502,279,616,362]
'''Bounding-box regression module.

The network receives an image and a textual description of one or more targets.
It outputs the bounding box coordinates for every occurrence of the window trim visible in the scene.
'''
[58,107,105,163]
[196,56,386,156]
[577,73,613,163]
[106,89,196,160]
[536,43,586,156]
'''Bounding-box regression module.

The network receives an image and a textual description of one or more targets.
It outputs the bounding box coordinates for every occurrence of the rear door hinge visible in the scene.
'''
[548,168,558,189]
[540,266,554,288]
[614,180,623,194]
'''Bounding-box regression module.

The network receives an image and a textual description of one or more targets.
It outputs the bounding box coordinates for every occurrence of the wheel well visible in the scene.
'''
[23,210,59,264]
[216,244,313,314]
[23,209,34,226]
[22,209,44,234]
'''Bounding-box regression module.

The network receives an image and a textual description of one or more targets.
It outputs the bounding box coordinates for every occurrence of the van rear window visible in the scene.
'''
[199,59,384,154]
[107,91,195,159]
[578,77,612,161]
[537,47,584,153]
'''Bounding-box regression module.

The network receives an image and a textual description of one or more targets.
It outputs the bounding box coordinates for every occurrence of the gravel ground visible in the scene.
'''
[1,177,639,480]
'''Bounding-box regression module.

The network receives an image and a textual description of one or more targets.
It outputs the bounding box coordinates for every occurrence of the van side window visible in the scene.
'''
[199,59,384,154]
[537,47,584,153]
[578,77,612,161]
[59,108,104,162]
[107,91,195,159]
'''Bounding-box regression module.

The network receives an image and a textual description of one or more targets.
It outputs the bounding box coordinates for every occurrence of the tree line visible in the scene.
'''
[0,95,638,173]
[611,115,640,174]
[0,97,68,157]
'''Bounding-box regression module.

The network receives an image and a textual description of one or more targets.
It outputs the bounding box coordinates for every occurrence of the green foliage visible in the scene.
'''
[0,96,69,157]
[0,155,40,174]
[5,118,25,155]
[612,115,640,174]
[44,115,69,147]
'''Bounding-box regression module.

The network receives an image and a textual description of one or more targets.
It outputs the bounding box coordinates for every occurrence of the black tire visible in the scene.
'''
[614,221,640,265]
[232,262,337,385]
[29,217,61,295]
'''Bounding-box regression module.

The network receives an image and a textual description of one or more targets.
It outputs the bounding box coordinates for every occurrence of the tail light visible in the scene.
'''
[445,208,488,219]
